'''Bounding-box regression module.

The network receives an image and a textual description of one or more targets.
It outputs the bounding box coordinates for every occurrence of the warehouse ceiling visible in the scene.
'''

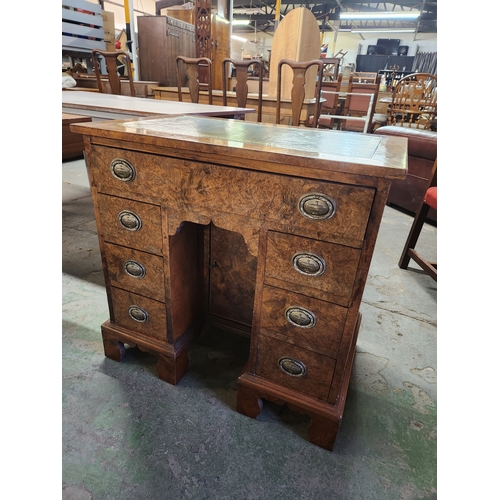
[155,1,437,35]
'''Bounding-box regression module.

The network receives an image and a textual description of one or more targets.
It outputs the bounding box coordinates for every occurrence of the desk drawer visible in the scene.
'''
[259,285,346,357]
[110,287,167,342]
[264,231,361,307]
[90,146,170,201]
[255,334,336,401]
[91,147,374,248]
[104,243,165,302]
[97,194,163,255]
[166,162,375,248]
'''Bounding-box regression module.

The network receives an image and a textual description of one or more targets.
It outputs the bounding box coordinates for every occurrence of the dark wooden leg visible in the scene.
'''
[155,350,189,386]
[236,383,263,419]
[102,335,126,362]
[399,202,430,269]
[308,414,341,451]
[101,321,192,385]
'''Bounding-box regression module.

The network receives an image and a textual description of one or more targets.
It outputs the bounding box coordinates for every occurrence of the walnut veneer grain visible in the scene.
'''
[72,115,406,451]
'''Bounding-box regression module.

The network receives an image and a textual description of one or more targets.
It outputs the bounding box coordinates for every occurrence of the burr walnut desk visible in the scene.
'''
[71,116,407,451]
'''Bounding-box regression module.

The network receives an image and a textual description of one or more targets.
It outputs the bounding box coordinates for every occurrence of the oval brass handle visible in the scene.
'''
[128,305,149,323]
[278,357,307,377]
[118,210,142,231]
[124,260,146,279]
[292,253,326,277]
[285,306,316,328]
[298,193,336,220]
[110,159,136,182]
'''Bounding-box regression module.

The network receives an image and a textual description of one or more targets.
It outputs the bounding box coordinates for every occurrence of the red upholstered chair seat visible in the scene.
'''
[423,187,437,210]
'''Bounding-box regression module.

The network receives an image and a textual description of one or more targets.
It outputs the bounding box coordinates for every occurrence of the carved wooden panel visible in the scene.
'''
[195,0,212,85]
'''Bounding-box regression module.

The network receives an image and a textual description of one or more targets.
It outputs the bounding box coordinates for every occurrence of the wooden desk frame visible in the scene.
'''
[72,116,407,451]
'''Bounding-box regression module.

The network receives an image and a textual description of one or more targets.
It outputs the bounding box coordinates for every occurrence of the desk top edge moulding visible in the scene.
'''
[73,115,407,180]
[71,115,407,451]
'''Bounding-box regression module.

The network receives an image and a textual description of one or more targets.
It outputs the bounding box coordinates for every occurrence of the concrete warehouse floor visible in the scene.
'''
[62,156,437,500]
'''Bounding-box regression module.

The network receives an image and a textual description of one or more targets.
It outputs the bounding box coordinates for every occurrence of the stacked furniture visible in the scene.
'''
[62,0,106,63]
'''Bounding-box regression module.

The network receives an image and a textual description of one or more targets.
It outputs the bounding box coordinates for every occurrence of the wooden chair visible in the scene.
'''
[388,73,437,129]
[91,49,135,96]
[351,72,378,84]
[276,59,324,127]
[222,58,263,122]
[339,75,381,133]
[176,56,213,104]
[322,57,341,81]
[398,159,437,281]
[310,75,343,129]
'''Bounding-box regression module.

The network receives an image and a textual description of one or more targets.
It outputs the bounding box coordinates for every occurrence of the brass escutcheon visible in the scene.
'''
[298,193,336,220]
[292,253,326,277]
[128,305,149,323]
[118,211,142,231]
[110,158,136,182]
[124,260,146,279]
[285,306,316,328]
[278,357,307,377]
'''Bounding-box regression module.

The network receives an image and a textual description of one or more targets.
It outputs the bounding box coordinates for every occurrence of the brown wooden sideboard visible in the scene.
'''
[71,116,407,451]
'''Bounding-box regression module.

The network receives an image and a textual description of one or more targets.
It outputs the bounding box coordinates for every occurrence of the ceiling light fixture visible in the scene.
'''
[350,28,416,34]
[232,7,266,15]
[232,20,251,25]
[340,12,420,21]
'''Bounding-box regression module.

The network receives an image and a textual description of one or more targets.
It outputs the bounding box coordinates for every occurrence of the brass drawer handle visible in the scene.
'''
[292,253,326,277]
[128,305,149,323]
[298,193,336,220]
[285,306,316,328]
[118,210,142,231]
[124,260,146,279]
[110,158,136,182]
[278,357,307,377]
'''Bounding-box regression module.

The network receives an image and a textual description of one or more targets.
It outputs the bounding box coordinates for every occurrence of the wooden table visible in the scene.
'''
[62,91,254,121]
[71,115,407,451]
[70,74,160,98]
[62,113,91,160]
[153,87,322,125]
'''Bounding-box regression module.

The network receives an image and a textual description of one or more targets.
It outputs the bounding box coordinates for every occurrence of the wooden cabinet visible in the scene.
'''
[137,16,195,86]
[211,15,230,90]
[74,115,407,451]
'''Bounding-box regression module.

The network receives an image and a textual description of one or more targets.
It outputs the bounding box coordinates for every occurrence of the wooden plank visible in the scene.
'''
[62,7,104,27]
[63,0,102,14]
[268,8,321,99]
[62,21,104,39]
[63,35,106,52]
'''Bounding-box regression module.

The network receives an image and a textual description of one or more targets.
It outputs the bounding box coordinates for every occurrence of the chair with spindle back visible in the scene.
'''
[388,73,437,129]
